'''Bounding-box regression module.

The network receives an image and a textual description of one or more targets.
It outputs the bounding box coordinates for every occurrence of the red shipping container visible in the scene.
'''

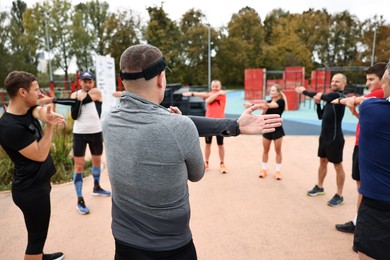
[244,69,266,99]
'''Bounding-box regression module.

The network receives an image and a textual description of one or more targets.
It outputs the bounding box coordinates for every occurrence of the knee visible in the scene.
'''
[319,158,328,166]
[334,163,344,172]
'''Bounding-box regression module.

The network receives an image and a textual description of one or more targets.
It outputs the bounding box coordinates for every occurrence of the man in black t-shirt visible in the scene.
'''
[0,71,66,260]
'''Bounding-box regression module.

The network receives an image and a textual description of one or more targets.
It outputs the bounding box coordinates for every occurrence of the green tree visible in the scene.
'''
[83,0,110,55]
[179,9,213,85]
[359,16,390,65]
[35,0,74,80]
[325,11,362,67]
[72,2,96,71]
[104,10,142,74]
[144,5,183,83]
[295,9,332,69]
[215,7,264,86]
[7,0,38,74]
[0,11,11,86]
[261,12,313,71]
[263,8,290,45]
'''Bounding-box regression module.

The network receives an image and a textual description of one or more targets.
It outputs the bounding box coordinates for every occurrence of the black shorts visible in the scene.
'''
[263,126,285,140]
[352,145,360,181]
[73,132,103,157]
[354,196,390,259]
[115,239,197,260]
[205,136,224,145]
[318,135,344,163]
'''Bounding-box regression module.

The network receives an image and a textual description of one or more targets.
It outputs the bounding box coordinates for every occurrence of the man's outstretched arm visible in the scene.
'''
[188,104,282,137]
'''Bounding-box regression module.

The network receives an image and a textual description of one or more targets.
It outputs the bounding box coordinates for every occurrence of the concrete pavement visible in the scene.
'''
[0,135,358,259]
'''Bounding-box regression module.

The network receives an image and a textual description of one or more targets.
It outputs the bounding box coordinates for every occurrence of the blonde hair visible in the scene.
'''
[273,84,288,111]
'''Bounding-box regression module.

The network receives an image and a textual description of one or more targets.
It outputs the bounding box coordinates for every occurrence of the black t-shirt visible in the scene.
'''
[303,90,345,140]
[265,99,285,116]
[0,107,56,191]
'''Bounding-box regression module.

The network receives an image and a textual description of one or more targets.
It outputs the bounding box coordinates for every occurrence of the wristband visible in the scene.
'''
[52,97,57,103]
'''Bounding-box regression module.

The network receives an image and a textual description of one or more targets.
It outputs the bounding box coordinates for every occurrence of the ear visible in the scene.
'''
[156,72,165,89]
[18,87,27,97]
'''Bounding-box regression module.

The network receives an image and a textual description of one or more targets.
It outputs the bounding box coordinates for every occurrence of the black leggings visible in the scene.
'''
[115,239,197,260]
[12,184,51,255]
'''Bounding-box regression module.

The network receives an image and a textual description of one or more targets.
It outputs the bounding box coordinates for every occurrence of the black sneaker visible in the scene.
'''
[76,197,90,215]
[328,194,344,207]
[307,185,325,196]
[43,252,64,260]
[335,221,355,233]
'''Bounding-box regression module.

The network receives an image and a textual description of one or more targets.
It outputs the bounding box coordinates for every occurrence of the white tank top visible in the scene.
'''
[73,90,102,134]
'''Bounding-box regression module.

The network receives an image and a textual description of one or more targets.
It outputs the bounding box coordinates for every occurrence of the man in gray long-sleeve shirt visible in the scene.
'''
[102,44,204,259]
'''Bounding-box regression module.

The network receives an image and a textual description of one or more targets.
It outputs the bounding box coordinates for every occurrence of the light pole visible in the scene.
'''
[371,27,377,66]
[42,9,53,82]
[207,24,211,91]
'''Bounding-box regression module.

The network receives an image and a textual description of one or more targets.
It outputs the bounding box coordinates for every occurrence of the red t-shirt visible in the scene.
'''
[355,88,384,145]
[205,92,226,118]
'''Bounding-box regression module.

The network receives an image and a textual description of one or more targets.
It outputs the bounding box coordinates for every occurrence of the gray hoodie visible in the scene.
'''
[102,92,204,251]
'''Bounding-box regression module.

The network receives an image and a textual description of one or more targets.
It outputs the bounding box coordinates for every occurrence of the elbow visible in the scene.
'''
[32,154,48,162]
[188,171,204,182]
[36,157,46,162]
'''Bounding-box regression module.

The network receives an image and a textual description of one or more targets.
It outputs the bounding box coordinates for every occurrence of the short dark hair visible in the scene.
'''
[120,44,162,73]
[4,71,37,98]
[365,62,387,79]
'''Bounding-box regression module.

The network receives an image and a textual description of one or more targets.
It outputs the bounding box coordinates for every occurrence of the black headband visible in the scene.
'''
[120,57,171,81]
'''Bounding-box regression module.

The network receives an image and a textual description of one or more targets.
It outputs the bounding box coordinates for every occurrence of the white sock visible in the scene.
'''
[353,214,358,226]
[261,162,267,170]
[276,163,282,171]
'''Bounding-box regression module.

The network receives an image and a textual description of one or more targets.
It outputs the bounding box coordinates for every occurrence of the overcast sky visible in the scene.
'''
[1,0,388,27]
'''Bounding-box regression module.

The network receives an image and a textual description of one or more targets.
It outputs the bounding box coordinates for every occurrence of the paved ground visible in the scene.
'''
[0,135,358,260]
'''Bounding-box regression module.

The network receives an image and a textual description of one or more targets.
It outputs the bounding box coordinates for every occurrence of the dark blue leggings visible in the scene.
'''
[12,184,51,254]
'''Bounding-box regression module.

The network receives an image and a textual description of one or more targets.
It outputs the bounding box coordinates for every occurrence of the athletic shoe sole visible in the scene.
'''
[327,201,344,207]
[92,192,111,197]
[307,191,325,196]
[76,206,90,215]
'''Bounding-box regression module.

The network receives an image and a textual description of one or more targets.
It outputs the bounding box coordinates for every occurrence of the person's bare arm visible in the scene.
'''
[243,100,267,109]
[331,96,365,118]
[32,105,66,125]
[295,86,306,94]
[331,96,365,107]
[88,88,103,102]
[18,125,55,162]
[112,91,123,98]
[348,106,359,118]
[237,104,282,134]
[205,90,225,104]
[182,91,209,99]
[37,94,54,106]
[20,106,66,162]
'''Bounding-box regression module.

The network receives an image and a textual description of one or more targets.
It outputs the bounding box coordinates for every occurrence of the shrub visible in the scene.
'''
[0,147,13,190]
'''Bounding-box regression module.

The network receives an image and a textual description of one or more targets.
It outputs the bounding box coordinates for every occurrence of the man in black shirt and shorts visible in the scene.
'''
[295,73,347,207]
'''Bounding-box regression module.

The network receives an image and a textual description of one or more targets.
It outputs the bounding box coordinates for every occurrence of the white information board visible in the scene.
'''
[95,55,117,119]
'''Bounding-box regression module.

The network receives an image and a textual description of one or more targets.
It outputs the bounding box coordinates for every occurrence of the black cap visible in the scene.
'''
[80,71,95,80]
